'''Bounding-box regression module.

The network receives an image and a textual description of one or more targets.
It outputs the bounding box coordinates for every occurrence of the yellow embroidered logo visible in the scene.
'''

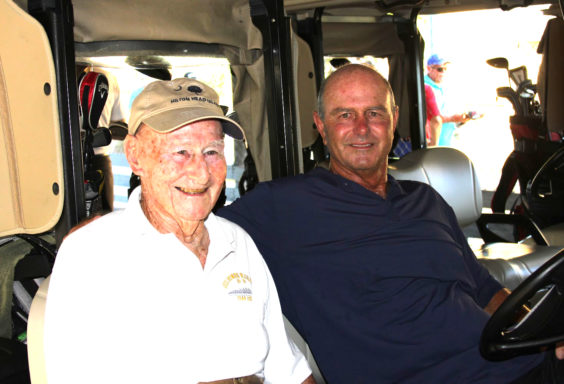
[223,272,253,301]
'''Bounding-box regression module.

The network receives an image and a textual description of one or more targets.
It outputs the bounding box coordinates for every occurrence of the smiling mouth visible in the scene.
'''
[175,186,207,195]
[349,143,373,149]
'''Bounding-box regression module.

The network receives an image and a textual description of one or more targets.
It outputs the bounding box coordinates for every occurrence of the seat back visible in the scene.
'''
[27,276,50,384]
[0,0,64,237]
[290,28,319,152]
[388,147,482,227]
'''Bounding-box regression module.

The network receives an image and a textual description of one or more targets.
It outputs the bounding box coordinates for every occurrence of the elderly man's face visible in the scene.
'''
[132,120,226,225]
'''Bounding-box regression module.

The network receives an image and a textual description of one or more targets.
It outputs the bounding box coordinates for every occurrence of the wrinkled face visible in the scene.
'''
[314,69,398,178]
[428,64,448,83]
[132,120,226,225]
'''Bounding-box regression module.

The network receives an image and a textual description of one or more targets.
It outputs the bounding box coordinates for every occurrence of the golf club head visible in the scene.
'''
[517,80,536,99]
[487,57,512,88]
[330,58,351,69]
[509,66,528,88]
[497,86,523,115]
[487,57,509,70]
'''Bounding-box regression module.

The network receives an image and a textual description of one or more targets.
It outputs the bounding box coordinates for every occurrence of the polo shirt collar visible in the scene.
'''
[204,213,236,270]
[125,186,162,236]
[125,186,236,269]
[386,175,407,198]
[311,167,407,199]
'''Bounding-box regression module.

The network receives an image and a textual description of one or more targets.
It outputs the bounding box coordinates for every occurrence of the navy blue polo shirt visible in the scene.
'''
[218,168,543,383]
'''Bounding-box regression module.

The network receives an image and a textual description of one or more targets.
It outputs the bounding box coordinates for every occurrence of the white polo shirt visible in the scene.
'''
[44,187,311,384]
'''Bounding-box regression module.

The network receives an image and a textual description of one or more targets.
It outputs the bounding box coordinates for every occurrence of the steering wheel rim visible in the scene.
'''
[527,146,564,201]
[480,249,564,361]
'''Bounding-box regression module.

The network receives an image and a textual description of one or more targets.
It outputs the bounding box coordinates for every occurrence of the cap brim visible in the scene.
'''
[143,107,246,140]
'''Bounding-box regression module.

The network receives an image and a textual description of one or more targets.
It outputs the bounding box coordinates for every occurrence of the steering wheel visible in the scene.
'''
[480,249,564,361]
[526,147,564,210]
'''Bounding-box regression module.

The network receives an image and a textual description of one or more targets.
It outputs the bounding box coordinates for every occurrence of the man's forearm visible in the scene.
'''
[484,288,530,320]
[483,288,511,315]
[428,116,442,146]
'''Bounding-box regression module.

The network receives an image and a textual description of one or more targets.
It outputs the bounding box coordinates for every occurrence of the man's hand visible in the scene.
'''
[445,111,483,125]
[443,113,467,124]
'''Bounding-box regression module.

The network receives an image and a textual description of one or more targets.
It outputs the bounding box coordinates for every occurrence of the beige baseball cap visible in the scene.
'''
[128,78,245,140]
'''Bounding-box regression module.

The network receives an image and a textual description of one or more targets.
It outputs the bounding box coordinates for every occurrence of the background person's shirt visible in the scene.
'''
[425,84,441,143]
[425,74,458,146]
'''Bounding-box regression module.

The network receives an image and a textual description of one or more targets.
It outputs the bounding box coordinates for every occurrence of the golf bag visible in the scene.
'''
[78,71,112,217]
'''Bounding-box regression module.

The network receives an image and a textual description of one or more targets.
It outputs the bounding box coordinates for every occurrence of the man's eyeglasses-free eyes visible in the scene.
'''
[433,67,447,73]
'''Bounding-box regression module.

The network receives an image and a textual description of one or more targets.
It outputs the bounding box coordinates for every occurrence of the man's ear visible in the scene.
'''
[123,134,144,177]
[393,106,400,131]
[313,111,327,145]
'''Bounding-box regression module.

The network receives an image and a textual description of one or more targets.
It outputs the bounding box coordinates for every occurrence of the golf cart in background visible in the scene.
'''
[1,0,564,382]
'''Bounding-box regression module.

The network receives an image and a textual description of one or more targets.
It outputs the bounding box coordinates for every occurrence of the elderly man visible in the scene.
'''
[44,78,314,384]
[218,64,564,383]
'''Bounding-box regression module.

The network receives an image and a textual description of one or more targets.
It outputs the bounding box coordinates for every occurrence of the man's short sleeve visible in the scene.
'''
[425,84,440,119]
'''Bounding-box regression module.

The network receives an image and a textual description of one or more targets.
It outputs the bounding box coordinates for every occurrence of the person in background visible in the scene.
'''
[424,53,473,146]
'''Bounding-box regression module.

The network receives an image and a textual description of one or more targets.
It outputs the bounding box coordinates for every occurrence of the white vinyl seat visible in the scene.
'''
[389,147,482,228]
[1,0,64,382]
[389,147,564,290]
